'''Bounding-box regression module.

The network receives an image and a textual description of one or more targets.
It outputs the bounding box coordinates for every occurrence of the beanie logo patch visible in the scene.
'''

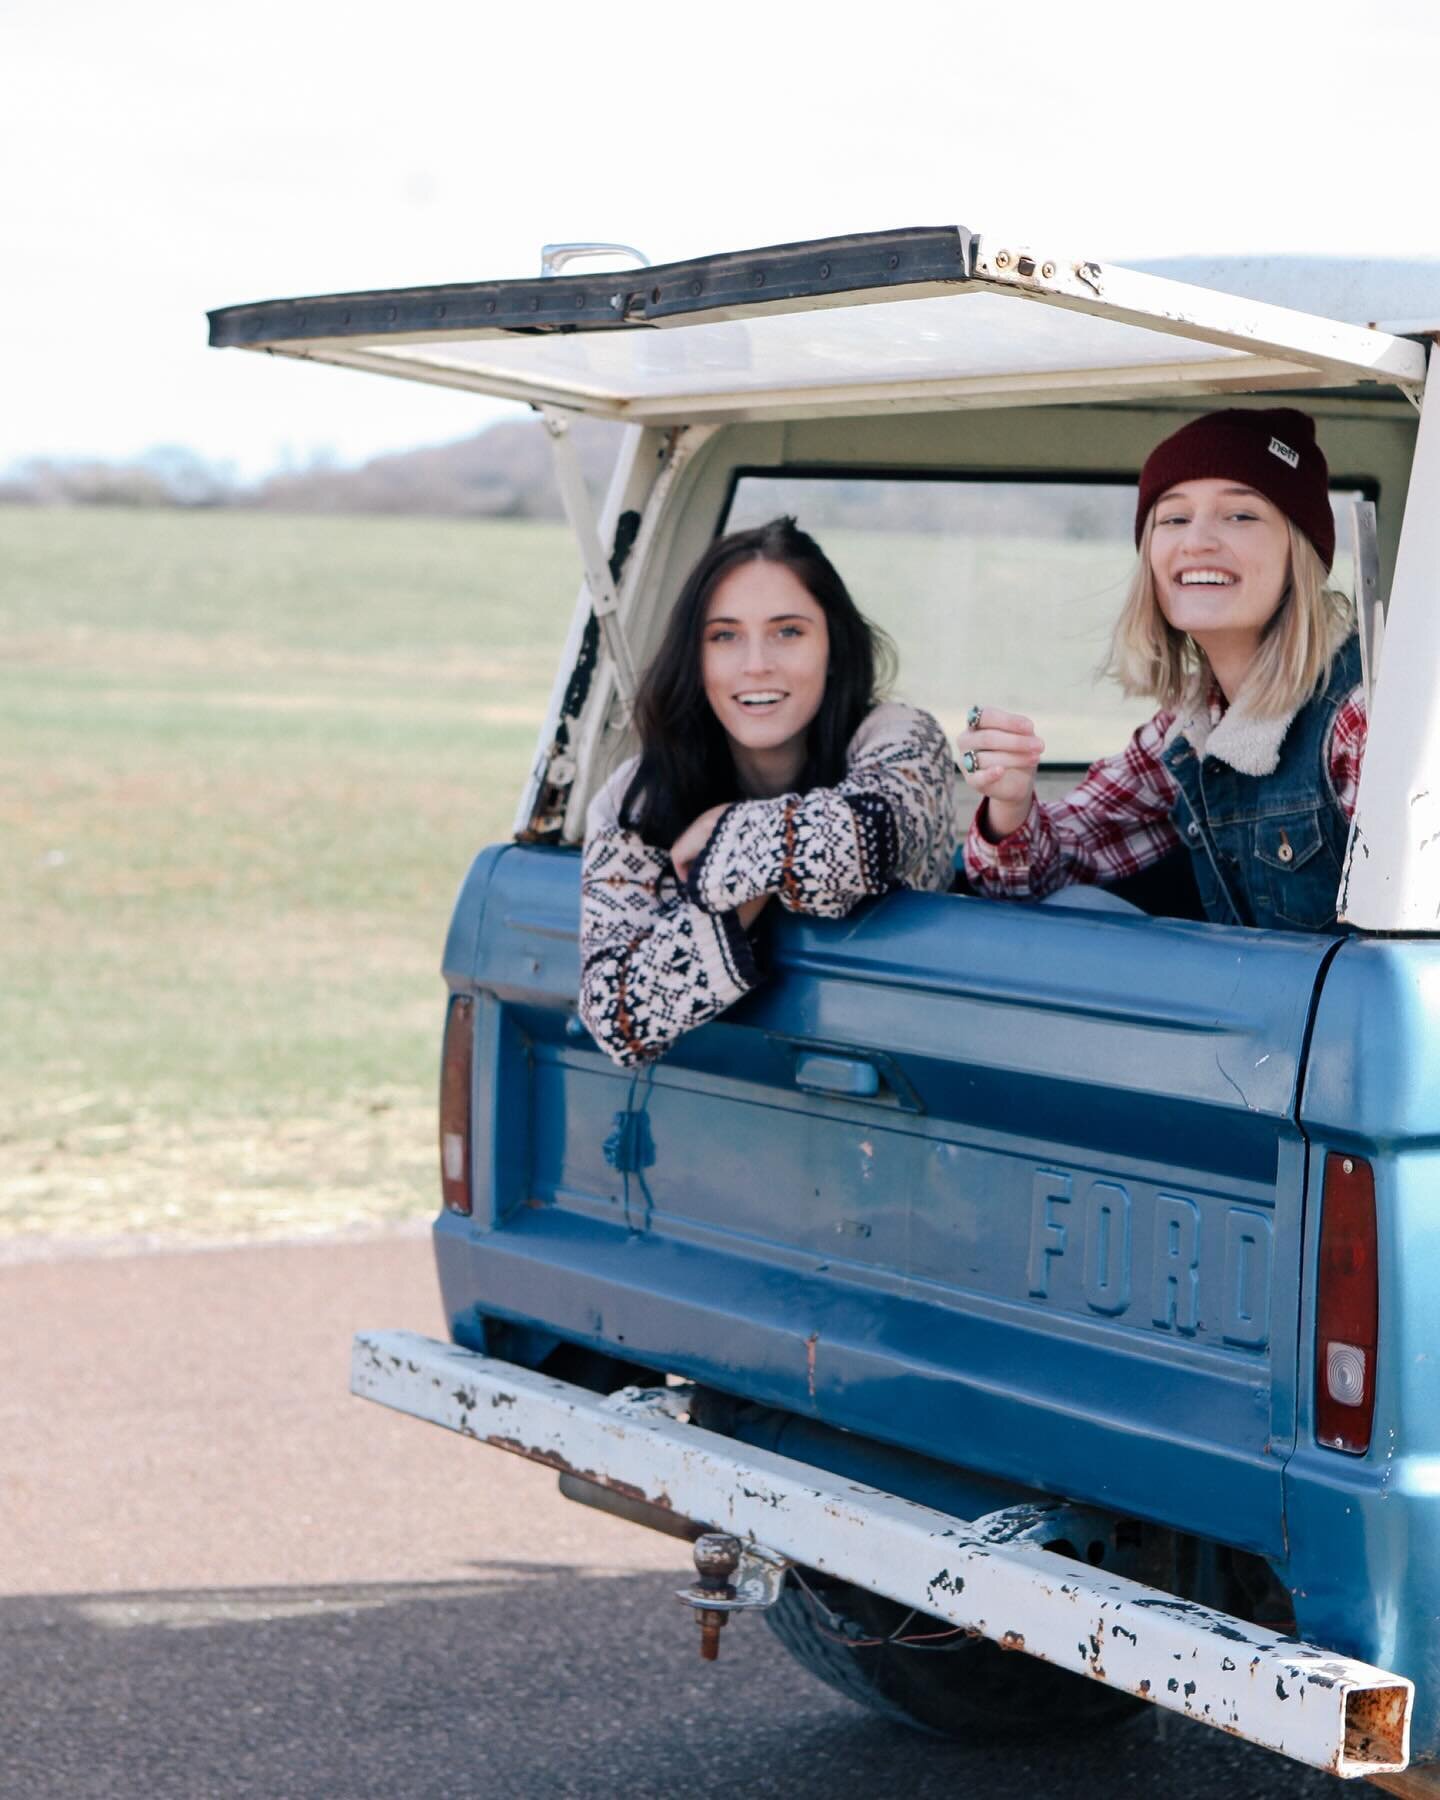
[1268,436,1300,469]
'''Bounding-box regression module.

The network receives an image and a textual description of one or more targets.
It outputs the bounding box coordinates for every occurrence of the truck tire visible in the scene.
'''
[764,1572,1145,1740]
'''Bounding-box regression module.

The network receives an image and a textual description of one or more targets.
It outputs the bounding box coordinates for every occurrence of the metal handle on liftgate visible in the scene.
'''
[794,1052,882,1100]
[540,242,651,278]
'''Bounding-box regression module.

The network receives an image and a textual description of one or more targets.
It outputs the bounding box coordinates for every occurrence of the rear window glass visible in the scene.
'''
[724,473,1361,765]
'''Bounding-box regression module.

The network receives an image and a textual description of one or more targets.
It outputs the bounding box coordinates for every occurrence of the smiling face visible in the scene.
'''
[701,557,829,788]
[1148,478,1292,656]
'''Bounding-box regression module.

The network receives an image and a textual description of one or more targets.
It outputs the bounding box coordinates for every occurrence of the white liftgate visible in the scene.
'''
[211,228,1439,1778]
[209,224,1438,913]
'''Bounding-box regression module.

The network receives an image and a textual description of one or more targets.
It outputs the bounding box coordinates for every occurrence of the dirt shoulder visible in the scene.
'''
[0,1095,436,1248]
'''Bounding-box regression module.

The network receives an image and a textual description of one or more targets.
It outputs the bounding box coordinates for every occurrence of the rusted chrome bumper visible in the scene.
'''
[351,1329,1411,1779]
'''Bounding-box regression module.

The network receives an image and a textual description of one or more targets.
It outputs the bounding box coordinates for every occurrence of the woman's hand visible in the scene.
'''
[670,804,730,884]
[956,706,1045,841]
[672,805,771,929]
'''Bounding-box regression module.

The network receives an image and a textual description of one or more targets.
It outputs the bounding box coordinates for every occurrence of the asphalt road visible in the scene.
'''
[0,1234,1346,1799]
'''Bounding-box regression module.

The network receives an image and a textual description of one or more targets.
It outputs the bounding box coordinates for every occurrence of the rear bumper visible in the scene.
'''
[352,1329,1410,1780]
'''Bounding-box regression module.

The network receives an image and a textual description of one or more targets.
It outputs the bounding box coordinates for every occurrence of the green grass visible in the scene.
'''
[0,500,1160,1243]
[0,506,582,1239]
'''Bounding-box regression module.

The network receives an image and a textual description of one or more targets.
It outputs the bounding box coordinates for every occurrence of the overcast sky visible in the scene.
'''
[5,0,1436,478]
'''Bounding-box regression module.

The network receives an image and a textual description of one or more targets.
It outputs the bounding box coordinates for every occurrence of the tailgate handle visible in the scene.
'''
[794,1052,881,1099]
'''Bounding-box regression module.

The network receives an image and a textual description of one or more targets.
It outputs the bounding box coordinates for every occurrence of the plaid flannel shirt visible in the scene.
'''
[964,686,1367,899]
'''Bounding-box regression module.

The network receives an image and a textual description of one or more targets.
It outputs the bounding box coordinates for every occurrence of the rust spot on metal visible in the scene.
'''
[1139,1679,1151,1695]
[483,1433,677,1512]
[1001,1631,1025,1651]
[1344,1683,1410,1770]
[558,1473,701,1542]
[805,1332,818,1402]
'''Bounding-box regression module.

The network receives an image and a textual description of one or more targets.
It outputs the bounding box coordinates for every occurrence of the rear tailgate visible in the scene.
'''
[438,844,1335,1559]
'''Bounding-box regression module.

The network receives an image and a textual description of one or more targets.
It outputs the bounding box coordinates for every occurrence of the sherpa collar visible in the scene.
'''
[1162,681,1295,778]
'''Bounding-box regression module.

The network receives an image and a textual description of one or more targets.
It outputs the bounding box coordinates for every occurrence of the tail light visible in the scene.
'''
[439,994,475,1215]
[1315,1153,1378,1455]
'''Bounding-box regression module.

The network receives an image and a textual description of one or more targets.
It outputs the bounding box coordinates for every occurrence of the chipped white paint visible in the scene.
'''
[1343,345,1440,929]
[352,1330,1412,1779]
[970,243,1426,394]
[541,407,639,709]
[510,421,662,841]
[555,421,720,842]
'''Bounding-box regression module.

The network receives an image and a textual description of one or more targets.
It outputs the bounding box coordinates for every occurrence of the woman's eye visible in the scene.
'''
[1157,514,1188,527]
[776,625,803,639]
[707,630,735,644]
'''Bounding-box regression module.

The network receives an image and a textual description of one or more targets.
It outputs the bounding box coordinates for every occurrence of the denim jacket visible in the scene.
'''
[1160,634,1362,931]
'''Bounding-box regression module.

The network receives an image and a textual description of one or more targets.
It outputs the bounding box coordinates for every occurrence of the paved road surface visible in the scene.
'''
[0,1235,1345,1798]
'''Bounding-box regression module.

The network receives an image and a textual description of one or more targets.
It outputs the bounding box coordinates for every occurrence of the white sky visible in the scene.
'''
[4,0,1437,478]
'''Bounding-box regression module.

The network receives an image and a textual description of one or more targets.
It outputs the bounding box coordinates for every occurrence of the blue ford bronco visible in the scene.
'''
[212,228,1440,1786]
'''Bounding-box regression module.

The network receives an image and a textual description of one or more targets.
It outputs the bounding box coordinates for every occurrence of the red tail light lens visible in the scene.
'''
[1315,1153,1378,1455]
[439,994,475,1215]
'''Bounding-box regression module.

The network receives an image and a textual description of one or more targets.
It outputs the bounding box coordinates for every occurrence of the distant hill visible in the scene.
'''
[250,416,625,519]
[2,417,1142,543]
[0,417,625,519]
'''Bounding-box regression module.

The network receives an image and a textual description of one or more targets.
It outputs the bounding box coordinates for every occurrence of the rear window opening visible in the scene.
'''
[724,469,1368,775]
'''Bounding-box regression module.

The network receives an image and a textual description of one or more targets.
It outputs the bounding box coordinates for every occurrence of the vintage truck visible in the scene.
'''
[211,228,1440,1786]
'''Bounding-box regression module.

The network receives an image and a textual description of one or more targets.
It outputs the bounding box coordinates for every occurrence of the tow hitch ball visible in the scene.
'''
[676,1533,789,1661]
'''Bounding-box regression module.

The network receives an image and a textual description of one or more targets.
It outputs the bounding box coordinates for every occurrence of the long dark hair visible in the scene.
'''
[620,516,891,847]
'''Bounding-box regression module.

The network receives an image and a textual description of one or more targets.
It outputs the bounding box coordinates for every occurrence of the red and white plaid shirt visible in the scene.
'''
[964,686,1368,899]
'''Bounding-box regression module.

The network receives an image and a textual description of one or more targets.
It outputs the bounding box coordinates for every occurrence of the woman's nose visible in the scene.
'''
[1180,511,1220,550]
[741,634,773,674]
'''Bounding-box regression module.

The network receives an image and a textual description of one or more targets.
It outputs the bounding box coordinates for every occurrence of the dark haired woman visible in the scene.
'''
[579,518,961,1066]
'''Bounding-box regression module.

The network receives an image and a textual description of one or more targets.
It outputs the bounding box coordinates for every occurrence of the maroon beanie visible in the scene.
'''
[1135,408,1335,570]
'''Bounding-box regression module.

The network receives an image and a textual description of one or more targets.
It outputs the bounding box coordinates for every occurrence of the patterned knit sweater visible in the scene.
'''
[579,703,962,1066]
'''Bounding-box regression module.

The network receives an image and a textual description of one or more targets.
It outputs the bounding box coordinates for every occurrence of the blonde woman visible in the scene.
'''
[960,409,1364,930]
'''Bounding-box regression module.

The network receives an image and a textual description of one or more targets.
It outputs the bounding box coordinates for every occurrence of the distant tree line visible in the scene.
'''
[0,417,1140,542]
[0,420,624,520]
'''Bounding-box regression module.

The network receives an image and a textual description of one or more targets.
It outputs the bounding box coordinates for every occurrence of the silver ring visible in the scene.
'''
[962,749,980,775]
[966,704,984,732]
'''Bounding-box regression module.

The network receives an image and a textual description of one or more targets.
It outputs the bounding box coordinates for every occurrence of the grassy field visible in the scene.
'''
[1,506,582,1243]
[1,501,1157,1247]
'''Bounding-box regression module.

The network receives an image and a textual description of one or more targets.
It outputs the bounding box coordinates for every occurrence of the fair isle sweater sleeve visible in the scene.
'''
[685,704,959,919]
[578,767,761,1068]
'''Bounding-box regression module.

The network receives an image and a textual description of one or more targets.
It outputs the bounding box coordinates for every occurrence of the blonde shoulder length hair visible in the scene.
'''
[1108,514,1354,720]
